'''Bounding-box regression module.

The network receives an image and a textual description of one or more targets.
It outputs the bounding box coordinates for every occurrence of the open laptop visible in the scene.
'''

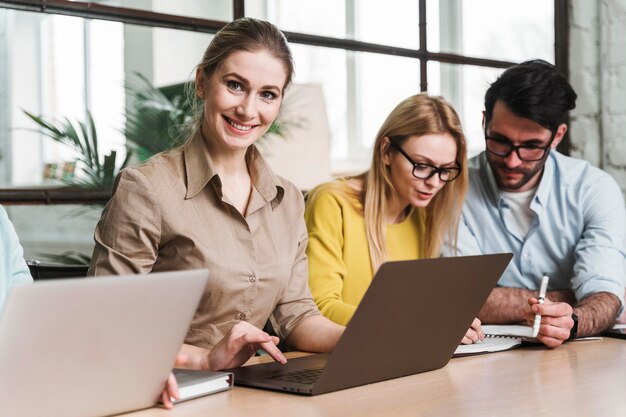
[230,253,512,395]
[0,269,209,417]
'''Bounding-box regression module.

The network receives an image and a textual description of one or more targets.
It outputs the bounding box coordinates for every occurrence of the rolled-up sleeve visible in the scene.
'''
[270,188,320,340]
[571,176,625,313]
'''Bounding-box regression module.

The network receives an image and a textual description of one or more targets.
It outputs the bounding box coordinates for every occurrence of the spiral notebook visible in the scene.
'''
[453,325,528,356]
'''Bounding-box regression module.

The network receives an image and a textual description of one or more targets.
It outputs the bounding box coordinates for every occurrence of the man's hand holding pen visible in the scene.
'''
[526,297,574,348]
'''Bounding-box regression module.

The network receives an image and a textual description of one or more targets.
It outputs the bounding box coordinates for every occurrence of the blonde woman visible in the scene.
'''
[306,93,482,343]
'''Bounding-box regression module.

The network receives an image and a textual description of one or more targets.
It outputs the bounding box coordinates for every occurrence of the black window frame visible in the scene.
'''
[0,0,568,204]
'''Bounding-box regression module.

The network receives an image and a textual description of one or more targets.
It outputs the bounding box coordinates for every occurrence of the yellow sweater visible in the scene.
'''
[305,181,422,326]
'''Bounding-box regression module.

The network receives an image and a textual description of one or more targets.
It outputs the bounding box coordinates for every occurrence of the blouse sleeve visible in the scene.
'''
[88,168,161,276]
[270,184,321,340]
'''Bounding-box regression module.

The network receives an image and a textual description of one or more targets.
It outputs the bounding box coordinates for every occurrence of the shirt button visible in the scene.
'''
[238,312,246,320]
[249,274,256,282]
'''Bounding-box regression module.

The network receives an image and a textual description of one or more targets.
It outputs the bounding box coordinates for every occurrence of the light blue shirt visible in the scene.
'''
[447,151,625,312]
[0,205,32,309]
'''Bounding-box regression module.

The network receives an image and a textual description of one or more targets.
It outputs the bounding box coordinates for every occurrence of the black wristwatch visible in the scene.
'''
[568,312,579,341]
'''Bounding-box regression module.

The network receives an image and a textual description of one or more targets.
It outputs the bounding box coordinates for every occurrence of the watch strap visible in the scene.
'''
[568,312,579,341]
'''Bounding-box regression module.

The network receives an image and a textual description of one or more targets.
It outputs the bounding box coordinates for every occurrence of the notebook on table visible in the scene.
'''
[603,324,626,340]
[454,326,524,356]
[0,269,209,417]
[456,323,605,352]
[169,369,234,403]
[229,253,513,395]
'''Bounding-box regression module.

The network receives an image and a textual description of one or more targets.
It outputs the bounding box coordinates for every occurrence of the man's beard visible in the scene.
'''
[486,155,546,191]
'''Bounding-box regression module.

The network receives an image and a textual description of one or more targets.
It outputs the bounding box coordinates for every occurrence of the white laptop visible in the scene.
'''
[0,269,209,417]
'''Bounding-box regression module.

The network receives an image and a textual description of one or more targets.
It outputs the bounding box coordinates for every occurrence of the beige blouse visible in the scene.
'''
[88,132,320,348]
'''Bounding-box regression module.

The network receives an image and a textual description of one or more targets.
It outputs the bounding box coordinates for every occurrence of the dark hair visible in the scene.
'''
[484,59,577,132]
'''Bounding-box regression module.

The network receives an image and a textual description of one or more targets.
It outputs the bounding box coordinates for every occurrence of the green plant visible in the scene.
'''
[26,73,295,189]
[124,73,193,161]
[23,111,130,189]
[24,74,296,265]
[35,251,92,266]
[124,72,295,158]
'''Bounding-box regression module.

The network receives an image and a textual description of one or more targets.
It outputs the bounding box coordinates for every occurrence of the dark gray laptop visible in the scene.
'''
[230,254,512,395]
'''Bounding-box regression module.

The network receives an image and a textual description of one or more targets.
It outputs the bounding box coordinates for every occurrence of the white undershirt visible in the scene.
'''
[500,187,537,239]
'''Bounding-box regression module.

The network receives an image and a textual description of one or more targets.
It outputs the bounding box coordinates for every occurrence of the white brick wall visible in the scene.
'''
[569,0,626,198]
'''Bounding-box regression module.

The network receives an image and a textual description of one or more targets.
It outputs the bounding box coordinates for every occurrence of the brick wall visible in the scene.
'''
[569,0,626,198]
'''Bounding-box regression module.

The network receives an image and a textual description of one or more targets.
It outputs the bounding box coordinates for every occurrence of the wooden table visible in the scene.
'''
[121,338,626,417]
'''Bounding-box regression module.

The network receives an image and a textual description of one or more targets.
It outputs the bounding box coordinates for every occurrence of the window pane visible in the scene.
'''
[6,205,99,261]
[249,0,419,49]
[428,0,555,63]
[289,44,348,162]
[75,0,232,21]
[358,53,420,151]
[1,10,212,188]
[355,0,419,49]
[428,62,504,157]
[248,0,346,38]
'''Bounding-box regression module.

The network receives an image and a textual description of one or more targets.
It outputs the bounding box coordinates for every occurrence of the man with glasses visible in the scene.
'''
[447,60,625,347]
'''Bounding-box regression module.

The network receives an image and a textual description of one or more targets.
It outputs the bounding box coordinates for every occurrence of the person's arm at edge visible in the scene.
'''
[0,206,33,285]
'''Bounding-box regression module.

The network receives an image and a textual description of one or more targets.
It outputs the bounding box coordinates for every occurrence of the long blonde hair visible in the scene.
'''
[346,93,468,272]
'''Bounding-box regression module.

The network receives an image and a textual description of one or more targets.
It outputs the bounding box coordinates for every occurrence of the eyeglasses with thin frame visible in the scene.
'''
[484,123,555,162]
[389,140,461,183]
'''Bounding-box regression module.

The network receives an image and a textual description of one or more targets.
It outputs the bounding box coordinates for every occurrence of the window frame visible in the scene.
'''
[0,0,567,204]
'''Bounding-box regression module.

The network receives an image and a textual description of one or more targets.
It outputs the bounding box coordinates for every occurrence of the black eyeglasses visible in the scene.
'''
[389,140,461,182]
[484,124,554,162]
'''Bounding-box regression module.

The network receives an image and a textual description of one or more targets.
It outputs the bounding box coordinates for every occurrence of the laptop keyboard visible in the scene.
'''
[269,367,324,385]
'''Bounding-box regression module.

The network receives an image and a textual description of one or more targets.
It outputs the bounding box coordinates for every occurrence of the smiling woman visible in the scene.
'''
[87,17,345,407]
[197,50,285,156]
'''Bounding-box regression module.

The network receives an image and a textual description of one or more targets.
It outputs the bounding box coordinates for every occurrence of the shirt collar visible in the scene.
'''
[478,152,501,207]
[533,152,555,207]
[183,130,284,206]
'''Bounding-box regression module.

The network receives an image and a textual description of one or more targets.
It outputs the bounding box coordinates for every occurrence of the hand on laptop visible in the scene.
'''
[176,321,287,372]
[461,318,485,344]
[207,321,287,370]
[161,354,187,409]
[526,297,574,348]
